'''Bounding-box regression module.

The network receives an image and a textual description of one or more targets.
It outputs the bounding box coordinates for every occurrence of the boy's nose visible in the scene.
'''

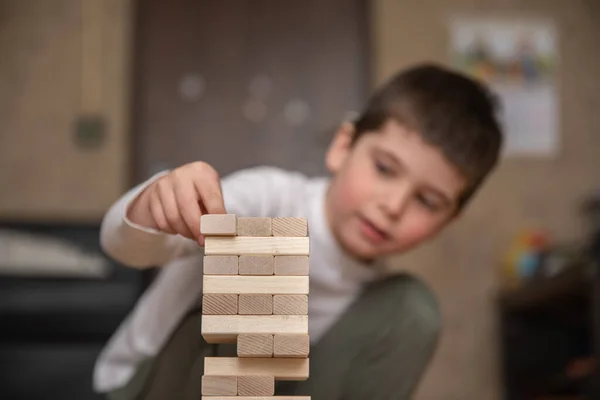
[380,184,412,219]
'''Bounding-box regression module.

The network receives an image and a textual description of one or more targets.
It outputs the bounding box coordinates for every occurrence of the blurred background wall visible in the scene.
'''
[1,1,600,399]
[0,2,138,399]
[0,0,132,221]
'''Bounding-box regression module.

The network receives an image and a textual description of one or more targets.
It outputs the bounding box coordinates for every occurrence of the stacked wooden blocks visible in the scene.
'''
[200,214,310,400]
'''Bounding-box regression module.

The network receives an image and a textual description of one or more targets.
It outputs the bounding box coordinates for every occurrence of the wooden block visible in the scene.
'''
[201,315,308,343]
[237,334,273,358]
[272,217,307,237]
[203,276,309,295]
[274,256,309,276]
[204,357,309,380]
[274,334,310,358]
[239,295,273,315]
[237,376,275,396]
[202,294,238,315]
[273,295,308,315]
[239,255,274,275]
[201,397,311,399]
[201,375,237,396]
[200,214,237,236]
[205,237,309,256]
[237,217,272,236]
[204,255,238,275]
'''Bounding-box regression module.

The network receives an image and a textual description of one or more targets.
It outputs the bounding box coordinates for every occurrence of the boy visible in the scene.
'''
[93,63,502,399]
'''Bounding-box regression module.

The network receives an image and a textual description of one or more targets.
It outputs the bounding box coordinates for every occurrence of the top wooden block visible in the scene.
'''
[237,217,272,236]
[201,214,237,236]
[201,215,308,238]
[272,218,307,237]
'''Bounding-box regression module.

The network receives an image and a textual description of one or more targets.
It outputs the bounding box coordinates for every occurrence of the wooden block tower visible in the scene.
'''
[200,214,310,400]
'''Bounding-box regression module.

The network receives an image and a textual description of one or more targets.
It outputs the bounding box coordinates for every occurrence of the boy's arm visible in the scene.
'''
[99,171,193,268]
[99,166,300,268]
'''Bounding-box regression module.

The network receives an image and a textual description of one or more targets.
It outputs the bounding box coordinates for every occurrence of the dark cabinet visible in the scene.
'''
[498,229,600,399]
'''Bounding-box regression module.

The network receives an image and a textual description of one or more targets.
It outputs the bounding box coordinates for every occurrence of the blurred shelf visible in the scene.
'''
[499,261,599,399]
[499,261,593,313]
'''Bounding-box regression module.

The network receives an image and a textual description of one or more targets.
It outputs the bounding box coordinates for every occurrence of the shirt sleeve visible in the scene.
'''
[99,166,303,268]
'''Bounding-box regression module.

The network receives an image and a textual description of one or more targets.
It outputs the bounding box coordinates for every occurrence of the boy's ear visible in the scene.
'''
[325,122,355,173]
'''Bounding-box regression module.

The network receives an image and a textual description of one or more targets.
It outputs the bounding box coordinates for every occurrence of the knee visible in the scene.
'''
[386,275,443,347]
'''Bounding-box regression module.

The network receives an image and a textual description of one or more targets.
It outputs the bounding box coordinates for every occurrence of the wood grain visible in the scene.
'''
[274,334,310,358]
[204,237,309,256]
[200,397,310,399]
[238,295,273,315]
[273,295,308,315]
[237,333,274,358]
[203,276,309,295]
[201,375,237,396]
[239,255,274,275]
[237,217,272,236]
[204,256,239,275]
[200,214,237,235]
[201,315,308,343]
[204,357,309,380]
[202,294,238,315]
[237,376,275,396]
[274,256,309,276]
[272,218,307,237]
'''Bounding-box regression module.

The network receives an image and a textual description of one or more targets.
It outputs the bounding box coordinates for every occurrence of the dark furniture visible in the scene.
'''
[498,219,600,399]
[0,223,144,400]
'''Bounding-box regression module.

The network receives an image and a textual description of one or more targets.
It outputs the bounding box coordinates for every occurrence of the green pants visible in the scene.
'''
[106,273,441,400]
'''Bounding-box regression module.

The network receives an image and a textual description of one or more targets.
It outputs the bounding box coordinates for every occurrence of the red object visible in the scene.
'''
[527,231,548,250]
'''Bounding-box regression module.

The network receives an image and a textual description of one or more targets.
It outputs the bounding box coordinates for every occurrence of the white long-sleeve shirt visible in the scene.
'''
[93,166,384,393]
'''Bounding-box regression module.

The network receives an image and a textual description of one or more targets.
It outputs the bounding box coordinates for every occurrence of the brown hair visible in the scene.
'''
[352,63,503,209]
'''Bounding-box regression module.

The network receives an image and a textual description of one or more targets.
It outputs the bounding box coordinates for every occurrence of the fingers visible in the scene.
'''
[148,188,176,234]
[173,178,203,240]
[197,234,205,247]
[195,173,226,214]
[146,162,226,243]
[156,179,194,239]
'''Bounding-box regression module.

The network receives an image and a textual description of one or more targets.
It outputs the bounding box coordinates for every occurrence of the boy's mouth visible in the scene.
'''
[357,215,390,244]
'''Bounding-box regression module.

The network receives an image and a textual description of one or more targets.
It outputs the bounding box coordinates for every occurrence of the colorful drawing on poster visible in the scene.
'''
[449,17,559,157]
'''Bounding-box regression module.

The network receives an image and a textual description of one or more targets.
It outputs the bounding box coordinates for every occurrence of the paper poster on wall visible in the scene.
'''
[448,16,559,157]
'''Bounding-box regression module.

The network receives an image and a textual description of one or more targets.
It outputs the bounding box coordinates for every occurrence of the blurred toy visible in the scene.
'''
[502,228,551,287]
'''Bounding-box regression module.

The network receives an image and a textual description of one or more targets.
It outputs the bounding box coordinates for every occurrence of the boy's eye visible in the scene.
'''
[374,160,394,176]
[416,193,441,212]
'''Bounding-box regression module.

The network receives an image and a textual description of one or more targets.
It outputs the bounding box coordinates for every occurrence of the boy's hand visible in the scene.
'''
[127,162,226,245]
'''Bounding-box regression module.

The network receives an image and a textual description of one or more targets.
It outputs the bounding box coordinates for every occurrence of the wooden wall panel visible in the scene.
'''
[0,0,132,222]
[132,0,369,182]
[371,0,600,399]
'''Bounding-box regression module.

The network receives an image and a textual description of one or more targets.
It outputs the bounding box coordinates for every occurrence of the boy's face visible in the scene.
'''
[324,120,468,262]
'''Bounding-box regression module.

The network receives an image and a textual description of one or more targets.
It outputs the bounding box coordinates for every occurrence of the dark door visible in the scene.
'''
[132,0,370,182]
